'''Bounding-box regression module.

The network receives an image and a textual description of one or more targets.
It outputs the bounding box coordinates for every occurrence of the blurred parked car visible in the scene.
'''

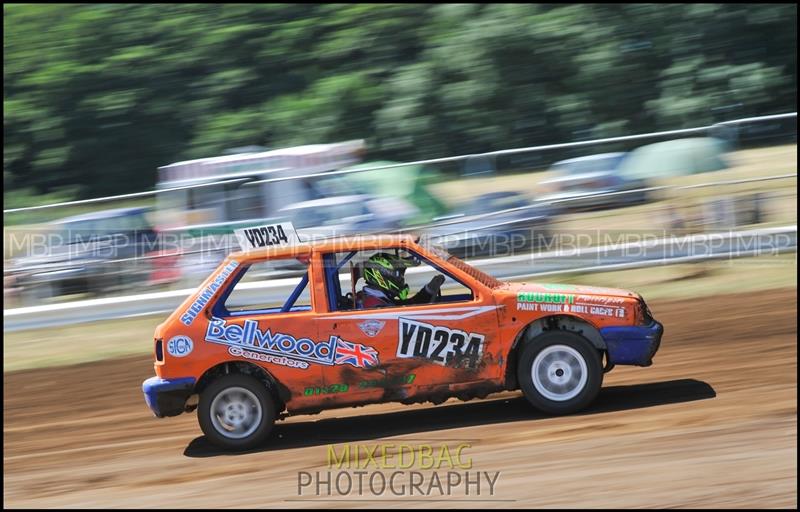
[12,207,160,303]
[538,152,649,211]
[425,191,553,259]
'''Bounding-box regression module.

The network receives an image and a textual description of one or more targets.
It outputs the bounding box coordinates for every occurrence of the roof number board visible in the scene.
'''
[234,222,299,251]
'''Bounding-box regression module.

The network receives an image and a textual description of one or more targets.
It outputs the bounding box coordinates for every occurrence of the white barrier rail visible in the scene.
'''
[4,112,796,214]
[252,113,798,187]
[4,224,795,331]
[2,178,251,214]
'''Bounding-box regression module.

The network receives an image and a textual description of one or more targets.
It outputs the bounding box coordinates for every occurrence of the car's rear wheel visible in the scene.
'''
[517,331,603,414]
[198,374,276,451]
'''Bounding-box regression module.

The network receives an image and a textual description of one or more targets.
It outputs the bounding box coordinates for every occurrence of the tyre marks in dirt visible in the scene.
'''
[3,288,797,508]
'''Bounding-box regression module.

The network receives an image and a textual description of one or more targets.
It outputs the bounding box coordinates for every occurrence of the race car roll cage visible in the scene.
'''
[210,246,475,319]
[321,248,475,311]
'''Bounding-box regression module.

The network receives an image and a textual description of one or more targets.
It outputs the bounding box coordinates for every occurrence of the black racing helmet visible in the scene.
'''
[362,252,416,300]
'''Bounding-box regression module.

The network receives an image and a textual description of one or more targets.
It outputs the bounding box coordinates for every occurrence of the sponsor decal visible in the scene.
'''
[228,346,310,369]
[234,221,299,250]
[517,292,575,304]
[314,374,417,393]
[516,291,575,311]
[397,318,484,370]
[357,319,386,337]
[359,374,416,389]
[565,303,626,318]
[576,294,627,305]
[180,260,239,326]
[166,335,194,357]
[304,383,349,396]
[207,317,379,368]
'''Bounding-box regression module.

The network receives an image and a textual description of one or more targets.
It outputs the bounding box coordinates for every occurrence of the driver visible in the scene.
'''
[359,252,445,308]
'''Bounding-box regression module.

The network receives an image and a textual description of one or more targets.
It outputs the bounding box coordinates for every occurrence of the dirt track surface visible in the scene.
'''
[4,289,797,508]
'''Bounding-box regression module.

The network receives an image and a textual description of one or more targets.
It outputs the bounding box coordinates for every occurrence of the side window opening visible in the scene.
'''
[216,258,312,316]
[322,248,474,312]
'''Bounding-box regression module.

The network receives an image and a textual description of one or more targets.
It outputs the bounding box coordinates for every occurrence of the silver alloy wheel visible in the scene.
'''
[209,386,263,439]
[532,344,589,402]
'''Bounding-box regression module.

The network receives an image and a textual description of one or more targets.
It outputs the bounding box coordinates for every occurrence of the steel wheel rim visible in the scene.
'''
[210,386,263,439]
[532,344,588,402]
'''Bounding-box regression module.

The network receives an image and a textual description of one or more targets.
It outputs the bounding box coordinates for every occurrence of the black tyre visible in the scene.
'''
[517,330,603,415]
[198,374,276,451]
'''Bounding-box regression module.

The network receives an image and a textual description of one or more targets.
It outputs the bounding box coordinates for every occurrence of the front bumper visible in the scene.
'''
[142,376,196,418]
[600,319,664,366]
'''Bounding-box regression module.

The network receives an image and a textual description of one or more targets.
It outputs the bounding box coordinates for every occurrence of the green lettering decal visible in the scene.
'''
[359,374,416,389]
[517,291,575,304]
[303,384,349,396]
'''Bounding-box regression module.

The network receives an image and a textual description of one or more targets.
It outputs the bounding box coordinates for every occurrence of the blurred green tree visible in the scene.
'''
[3,3,796,198]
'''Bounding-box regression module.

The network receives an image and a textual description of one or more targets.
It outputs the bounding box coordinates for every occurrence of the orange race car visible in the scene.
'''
[143,226,663,450]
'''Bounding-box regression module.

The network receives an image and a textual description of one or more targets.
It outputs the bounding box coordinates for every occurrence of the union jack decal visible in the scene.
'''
[334,338,380,368]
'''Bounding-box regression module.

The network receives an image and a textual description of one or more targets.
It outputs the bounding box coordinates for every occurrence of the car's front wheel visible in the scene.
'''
[517,331,603,415]
[198,374,276,451]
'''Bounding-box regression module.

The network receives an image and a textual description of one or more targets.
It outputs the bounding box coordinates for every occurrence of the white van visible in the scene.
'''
[155,140,366,231]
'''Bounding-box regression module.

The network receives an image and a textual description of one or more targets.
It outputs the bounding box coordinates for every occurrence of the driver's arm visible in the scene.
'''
[400,274,445,305]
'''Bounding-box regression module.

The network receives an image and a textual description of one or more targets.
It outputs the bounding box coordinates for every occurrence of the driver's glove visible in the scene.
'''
[424,274,446,295]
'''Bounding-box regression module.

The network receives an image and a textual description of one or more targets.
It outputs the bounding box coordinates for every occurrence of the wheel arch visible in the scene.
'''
[194,360,290,411]
[504,314,607,390]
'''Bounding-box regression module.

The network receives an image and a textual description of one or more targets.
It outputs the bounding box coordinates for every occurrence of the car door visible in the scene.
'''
[314,248,500,405]
[206,254,330,411]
